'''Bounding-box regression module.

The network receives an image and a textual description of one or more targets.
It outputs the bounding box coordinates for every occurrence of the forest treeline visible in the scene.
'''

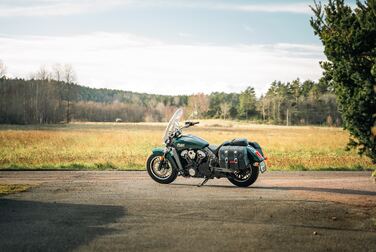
[0,63,341,125]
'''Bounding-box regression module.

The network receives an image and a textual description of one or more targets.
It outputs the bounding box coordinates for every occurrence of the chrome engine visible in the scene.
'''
[180,149,207,177]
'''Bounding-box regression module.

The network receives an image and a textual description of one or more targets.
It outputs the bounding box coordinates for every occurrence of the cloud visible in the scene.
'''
[0,0,316,17]
[0,32,325,95]
[0,0,132,17]
[214,2,312,14]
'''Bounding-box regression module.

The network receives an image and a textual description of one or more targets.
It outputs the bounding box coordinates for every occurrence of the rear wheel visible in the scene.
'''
[146,154,178,184]
[227,166,259,187]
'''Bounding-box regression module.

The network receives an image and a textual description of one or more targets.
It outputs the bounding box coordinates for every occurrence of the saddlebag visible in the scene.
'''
[219,146,250,170]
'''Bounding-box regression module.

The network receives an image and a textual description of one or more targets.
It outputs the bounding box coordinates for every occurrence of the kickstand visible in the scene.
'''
[197,178,209,187]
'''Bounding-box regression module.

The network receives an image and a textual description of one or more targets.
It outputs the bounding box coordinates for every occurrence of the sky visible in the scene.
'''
[0,0,356,95]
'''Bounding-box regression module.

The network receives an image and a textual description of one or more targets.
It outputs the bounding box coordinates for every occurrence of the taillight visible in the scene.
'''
[255,151,263,159]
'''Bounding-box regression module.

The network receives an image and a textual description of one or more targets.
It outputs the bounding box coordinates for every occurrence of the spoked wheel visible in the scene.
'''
[227,166,259,187]
[146,154,178,184]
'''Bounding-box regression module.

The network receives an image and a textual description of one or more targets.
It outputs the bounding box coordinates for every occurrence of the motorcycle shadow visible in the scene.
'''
[170,183,245,189]
[252,186,376,196]
[171,183,376,196]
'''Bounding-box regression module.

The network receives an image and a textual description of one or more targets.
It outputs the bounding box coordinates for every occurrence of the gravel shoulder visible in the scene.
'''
[0,171,375,251]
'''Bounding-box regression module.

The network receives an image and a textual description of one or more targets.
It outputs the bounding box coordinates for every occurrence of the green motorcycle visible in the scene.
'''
[146,109,267,187]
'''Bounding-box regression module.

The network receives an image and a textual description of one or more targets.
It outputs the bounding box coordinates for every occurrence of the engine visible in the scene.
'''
[180,149,207,177]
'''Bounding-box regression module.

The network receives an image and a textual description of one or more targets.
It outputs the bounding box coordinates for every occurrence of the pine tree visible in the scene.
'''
[311,0,376,162]
[238,86,257,120]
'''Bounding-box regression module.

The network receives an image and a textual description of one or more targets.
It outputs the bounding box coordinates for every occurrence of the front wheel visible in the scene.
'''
[227,166,259,187]
[146,153,178,184]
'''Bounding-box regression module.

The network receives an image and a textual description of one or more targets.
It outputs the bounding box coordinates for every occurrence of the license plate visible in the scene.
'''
[259,161,267,173]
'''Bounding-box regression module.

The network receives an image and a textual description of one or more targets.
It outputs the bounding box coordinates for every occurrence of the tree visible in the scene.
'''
[0,60,6,123]
[220,102,230,120]
[0,60,6,78]
[311,0,376,162]
[63,64,77,123]
[238,86,257,120]
[186,93,209,119]
[52,63,63,82]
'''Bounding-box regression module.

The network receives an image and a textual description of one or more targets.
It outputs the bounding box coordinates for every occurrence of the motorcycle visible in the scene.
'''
[146,109,267,187]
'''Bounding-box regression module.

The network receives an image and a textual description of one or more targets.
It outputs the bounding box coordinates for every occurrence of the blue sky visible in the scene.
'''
[1,0,320,44]
[0,0,357,95]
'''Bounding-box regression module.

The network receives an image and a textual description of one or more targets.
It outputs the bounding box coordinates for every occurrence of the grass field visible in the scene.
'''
[0,121,375,171]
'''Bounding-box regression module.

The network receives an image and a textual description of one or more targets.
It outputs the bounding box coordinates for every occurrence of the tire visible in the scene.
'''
[227,166,259,187]
[146,153,178,184]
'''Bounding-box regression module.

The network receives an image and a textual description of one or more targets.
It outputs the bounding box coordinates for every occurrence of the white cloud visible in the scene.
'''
[0,0,132,17]
[214,2,312,14]
[0,32,325,95]
[0,0,316,17]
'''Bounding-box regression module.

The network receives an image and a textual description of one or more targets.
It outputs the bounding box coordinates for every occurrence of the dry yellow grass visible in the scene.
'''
[0,184,31,196]
[0,122,375,171]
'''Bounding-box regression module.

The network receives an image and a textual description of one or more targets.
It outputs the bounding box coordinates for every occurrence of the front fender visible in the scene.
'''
[151,147,178,170]
[152,147,176,158]
[152,147,165,156]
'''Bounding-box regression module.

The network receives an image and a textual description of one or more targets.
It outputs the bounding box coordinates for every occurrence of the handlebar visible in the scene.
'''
[185,121,199,127]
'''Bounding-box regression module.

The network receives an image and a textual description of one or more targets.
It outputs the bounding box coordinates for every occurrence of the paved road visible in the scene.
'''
[0,171,375,251]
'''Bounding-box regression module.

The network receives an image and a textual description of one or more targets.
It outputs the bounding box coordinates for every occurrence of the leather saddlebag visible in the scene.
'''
[219,146,250,170]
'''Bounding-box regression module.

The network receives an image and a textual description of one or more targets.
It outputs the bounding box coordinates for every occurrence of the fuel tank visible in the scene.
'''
[172,134,209,150]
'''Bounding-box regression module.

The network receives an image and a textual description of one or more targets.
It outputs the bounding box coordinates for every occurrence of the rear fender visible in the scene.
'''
[247,146,265,163]
[249,141,265,157]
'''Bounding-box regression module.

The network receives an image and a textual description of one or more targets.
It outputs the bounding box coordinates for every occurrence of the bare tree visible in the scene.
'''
[187,93,209,119]
[33,65,53,123]
[35,65,51,80]
[52,63,65,121]
[0,60,6,78]
[63,64,76,123]
[220,102,230,120]
[52,63,63,82]
[63,64,76,83]
[0,60,6,120]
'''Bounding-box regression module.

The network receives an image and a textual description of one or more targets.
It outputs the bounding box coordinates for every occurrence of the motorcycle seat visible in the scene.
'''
[230,138,249,146]
[208,140,231,155]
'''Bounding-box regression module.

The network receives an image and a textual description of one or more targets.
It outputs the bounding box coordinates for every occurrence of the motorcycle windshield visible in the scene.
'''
[163,108,183,143]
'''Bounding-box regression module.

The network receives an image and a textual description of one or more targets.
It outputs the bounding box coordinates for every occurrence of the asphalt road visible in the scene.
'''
[0,171,375,251]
